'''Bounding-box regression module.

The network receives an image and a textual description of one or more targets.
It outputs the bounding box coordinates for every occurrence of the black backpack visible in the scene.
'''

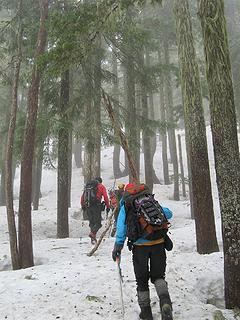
[124,189,169,243]
[83,180,99,208]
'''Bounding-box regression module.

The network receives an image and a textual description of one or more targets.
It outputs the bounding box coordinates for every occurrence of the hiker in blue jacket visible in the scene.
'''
[112,183,173,320]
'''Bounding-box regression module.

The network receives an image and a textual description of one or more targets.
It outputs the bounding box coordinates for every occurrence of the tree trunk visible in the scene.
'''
[174,0,219,253]
[83,62,94,183]
[185,132,195,219]
[93,37,102,178]
[177,134,186,197]
[57,70,70,238]
[158,50,170,185]
[32,147,44,211]
[141,53,153,192]
[112,50,122,179]
[0,150,6,206]
[199,0,240,308]
[164,40,180,200]
[18,0,48,268]
[126,56,140,183]
[146,50,160,185]
[68,132,72,208]
[73,139,82,168]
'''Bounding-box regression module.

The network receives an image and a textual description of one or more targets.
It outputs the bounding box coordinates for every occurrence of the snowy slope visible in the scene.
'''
[0,129,238,320]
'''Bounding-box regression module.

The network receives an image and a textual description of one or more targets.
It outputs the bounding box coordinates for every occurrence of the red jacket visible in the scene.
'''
[81,183,110,208]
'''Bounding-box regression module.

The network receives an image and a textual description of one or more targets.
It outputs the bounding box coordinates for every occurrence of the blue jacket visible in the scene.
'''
[115,198,173,246]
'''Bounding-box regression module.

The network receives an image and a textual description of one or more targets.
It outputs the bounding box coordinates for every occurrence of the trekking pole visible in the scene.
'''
[116,256,125,319]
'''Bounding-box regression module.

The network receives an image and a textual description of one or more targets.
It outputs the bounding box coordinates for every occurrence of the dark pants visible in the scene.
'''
[132,243,166,291]
[87,203,102,234]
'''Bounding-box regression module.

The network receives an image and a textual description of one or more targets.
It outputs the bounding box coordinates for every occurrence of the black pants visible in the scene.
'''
[132,243,166,291]
[87,203,102,234]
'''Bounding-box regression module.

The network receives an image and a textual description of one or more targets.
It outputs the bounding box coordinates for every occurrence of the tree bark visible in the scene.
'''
[18,0,48,268]
[73,139,82,168]
[158,50,170,185]
[68,132,72,208]
[32,147,44,211]
[125,56,140,183]
[140,53,153,192]
[164,40,180,200]
[146,50,160,185]
[57,69,70,238]
[174,0,219,253]
[92,36,102,178]
[83,62,94,183]
[112,50,122,179]
[177,134,186,197]
[199,0,240,308]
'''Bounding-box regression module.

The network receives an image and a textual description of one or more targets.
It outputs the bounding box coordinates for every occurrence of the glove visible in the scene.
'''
[106,207,111,214]
[112,243,123,261]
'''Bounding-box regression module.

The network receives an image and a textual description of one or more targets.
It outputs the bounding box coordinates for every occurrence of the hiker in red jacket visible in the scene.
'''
[81,177,110,244]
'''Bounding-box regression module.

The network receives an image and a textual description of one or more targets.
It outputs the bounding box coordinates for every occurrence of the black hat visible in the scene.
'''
[95,177,102,183]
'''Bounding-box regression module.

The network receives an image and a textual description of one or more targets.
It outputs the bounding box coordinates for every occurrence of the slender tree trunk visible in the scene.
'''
[185,133,195,219]
[112,50,122,179]
[124,8,140,181]
[0,148,7,206]
[174,0,219,253]
[126,56,139,183]
[83,62,94,183]
[164,40,180,200]
[121,67,129,177]
[146,50,160,185]
[158,50,170,185]
[73,139,82,168]
[140,53,153,192]
[68,132,72,208]
[32,147,44,211]
[57,70,70,238]
[93,37,102,178]
[18,0,48,268]
[199,0,240,308]
[177,134,186,197]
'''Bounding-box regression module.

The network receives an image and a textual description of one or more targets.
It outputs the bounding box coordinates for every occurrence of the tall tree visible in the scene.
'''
[18,0,49,268]
[140,52,154,192]
[174,0,219,253]
[199,0,240,308]
[92,37,102,178]
[112,50,122,179]
[158,49,170,185]
[57,69,70,238]
[163,38,180,200]
[5,0,23,270]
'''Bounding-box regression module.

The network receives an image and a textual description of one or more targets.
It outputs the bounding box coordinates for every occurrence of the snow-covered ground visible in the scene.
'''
[0,129,238,320]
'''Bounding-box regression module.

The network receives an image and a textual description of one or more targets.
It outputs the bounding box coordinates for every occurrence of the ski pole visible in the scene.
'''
[116,256,125,318]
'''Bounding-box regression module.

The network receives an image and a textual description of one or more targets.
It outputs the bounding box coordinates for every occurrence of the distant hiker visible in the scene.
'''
[112,183,173,320]
[109,183,125,237]
[81,177,110,244]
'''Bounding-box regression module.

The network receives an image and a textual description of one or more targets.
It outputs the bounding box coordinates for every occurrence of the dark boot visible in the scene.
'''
[154,279,173,320]
[89,231,97,244]
[137,290,153,320]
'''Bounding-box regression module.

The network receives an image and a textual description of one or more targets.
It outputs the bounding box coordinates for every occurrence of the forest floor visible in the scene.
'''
[0,129,239,320]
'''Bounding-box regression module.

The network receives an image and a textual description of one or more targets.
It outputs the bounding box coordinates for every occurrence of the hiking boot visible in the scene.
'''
[154,279,173,320]
[161,303,173,320]
[137,291,153,320]
[89,231,97,244]
[139,306,153,320]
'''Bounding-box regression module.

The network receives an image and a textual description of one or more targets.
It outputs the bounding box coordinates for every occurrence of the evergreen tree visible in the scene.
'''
[174,0,219,253]
[199,0,240,308]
